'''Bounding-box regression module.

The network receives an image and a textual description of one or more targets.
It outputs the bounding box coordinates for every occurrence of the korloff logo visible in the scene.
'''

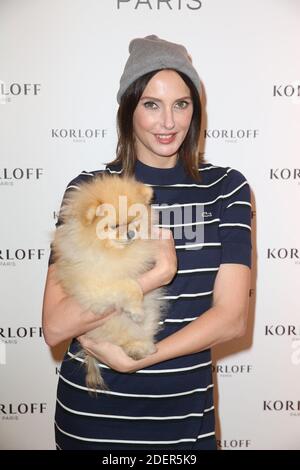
[265,325,300,336]
[270,168,300,183]
[51,128,108,142]
[0,82,41,104]
[0,403,47,421]
[0,249,46,267]
[267,248,299,262]
[0,327,43,344]
[217,439,251,449]
[273,83,300,99]
[263,400,300,416]
[204,129,259,142]
[0,168,44,187]
[116,0,202,11]
[212,364,253,377]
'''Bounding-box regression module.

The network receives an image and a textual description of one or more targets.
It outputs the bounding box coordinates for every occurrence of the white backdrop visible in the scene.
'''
[1,0,299,450]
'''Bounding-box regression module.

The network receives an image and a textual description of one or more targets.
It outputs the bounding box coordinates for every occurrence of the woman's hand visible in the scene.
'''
[137,227,177,294]
[77,305,164,373]
[77,336,141,373]
[76,305,137,373]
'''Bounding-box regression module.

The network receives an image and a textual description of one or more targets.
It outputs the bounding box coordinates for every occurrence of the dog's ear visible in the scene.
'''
[82,203,99,225]
[140,185,153,205]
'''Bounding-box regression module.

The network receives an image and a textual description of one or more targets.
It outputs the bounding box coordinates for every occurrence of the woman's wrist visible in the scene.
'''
[136,265,166,294]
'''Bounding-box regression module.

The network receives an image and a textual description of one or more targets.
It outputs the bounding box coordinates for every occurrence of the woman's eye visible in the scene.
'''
[175,100,190,109]
[143,101,158,109]
[143,100,190,110]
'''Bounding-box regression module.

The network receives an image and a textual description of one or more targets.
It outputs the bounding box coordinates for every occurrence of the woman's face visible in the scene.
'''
[132,69,194,167]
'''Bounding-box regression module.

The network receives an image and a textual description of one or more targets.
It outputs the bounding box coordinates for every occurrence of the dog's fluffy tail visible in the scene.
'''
[85,355,109,395]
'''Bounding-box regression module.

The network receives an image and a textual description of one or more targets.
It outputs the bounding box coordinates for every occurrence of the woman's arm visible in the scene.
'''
[42,265,119,347]
[42,229,177,347]
[137,227,177,293]
[131,263,251,370]
[78,263,251,373]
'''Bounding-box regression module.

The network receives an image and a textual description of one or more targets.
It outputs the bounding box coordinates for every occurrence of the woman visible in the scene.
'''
[42,34,252,450]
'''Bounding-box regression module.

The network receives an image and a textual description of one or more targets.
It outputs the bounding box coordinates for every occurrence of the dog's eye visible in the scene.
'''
[110,224,119,230]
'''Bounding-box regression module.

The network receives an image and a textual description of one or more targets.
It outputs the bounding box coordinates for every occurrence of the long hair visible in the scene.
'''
[106,68,203,182]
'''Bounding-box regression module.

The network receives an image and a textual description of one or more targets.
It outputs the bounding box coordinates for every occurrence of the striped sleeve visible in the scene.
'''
[218,168,252,268]
[48,173,84,266]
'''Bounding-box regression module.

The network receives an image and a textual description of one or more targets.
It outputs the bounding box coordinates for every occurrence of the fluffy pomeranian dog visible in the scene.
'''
[51,173,168,391]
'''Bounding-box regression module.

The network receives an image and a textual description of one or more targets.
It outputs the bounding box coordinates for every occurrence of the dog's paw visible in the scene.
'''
[123,340,157,360]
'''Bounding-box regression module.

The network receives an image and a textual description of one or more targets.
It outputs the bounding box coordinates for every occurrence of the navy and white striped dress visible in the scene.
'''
[48,158,252,450]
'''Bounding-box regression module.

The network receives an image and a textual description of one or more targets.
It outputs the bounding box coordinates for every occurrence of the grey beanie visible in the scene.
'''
[116,34,201,104]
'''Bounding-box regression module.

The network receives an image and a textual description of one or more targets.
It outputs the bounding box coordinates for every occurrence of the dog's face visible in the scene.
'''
[63,174,155,252]
[95,206,150,249]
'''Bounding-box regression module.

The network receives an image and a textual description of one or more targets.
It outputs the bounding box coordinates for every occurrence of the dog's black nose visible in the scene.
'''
[127,230,135,240]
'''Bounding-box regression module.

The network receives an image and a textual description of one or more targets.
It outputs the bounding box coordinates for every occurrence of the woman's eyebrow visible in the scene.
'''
[140,95,191,102]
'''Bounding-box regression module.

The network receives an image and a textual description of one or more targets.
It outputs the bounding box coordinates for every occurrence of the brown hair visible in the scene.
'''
[106,68,203,182]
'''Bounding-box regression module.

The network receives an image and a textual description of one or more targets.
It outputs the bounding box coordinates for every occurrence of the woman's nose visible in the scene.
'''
[161,108,175,129]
